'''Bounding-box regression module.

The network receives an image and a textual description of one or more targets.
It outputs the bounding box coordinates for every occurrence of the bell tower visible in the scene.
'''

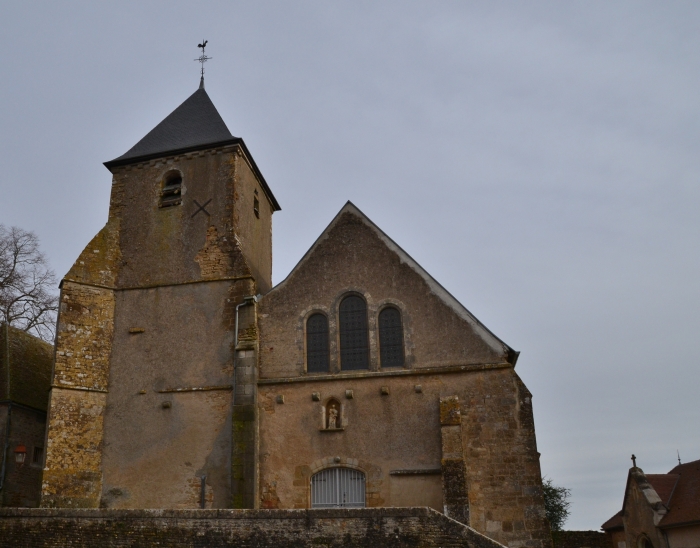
[41,82,279,508]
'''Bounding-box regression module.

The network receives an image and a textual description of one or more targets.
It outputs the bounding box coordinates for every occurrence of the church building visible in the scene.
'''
[41,79,551,548]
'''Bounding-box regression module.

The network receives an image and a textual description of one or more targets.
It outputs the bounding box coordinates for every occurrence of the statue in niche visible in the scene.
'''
[328,407,338,429]
[326,400,340,429]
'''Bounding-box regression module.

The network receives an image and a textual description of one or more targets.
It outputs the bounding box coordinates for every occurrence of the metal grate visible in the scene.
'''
[379,307,404,367]
[311,467,366,508]
[306,313,330,373]
[339,295,369,370]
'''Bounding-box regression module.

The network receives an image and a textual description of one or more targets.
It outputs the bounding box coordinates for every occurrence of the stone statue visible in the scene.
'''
[328,407,338,429]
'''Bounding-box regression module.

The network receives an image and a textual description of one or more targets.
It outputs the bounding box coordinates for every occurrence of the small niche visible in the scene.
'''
[322,398,343,431]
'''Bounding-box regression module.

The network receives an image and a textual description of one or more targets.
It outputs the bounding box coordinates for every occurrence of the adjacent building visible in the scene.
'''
[0,325,53,507]
[602,460,700,548]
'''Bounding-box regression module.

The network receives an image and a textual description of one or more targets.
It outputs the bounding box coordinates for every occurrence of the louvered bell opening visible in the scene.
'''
[307,313,330,373]
[339,295,369,370]
[379,307,404,367]
[160,176,182,208]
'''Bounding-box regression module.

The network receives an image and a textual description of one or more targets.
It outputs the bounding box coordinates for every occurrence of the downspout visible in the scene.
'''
[233,295,258,405]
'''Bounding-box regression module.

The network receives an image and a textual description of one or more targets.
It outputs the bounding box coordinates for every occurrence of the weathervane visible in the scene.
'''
[195,40,211,88]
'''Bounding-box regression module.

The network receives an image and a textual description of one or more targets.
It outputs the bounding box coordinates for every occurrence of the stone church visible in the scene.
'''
[41,80,551,548]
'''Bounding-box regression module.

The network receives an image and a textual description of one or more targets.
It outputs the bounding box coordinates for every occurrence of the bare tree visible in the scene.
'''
[0,224,58,342]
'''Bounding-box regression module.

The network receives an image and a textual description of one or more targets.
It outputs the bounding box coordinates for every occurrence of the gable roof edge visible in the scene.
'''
[269,201,515,360]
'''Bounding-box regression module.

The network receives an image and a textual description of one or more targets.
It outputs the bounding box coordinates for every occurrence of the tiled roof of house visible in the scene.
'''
[646,474,680,506]
[601,510,623,531]
[660,459,700,528]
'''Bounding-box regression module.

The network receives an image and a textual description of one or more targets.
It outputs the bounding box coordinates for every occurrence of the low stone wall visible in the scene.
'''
[0,507,506,548]
[552,531,612,548]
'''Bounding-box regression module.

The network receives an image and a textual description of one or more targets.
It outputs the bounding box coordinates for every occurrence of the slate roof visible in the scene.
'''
[103,84,281,211]
[106,86,236,166]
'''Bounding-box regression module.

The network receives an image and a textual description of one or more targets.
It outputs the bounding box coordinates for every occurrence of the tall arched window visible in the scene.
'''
[306,313,329,373]
[378,307,404,367]
[339,295,369,370]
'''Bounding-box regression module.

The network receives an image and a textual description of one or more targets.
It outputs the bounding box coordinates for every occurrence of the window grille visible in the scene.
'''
[379,307,404,367]
[306,313,330,373]
[339,295,369,370]
[311,467,366,508]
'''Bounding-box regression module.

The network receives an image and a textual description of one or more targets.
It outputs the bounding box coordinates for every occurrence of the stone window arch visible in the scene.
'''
[339,294,369,370]
[378,306,404,367]
[306,313,330,373]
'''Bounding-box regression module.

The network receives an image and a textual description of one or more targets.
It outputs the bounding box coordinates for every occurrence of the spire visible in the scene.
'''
[104,86,235,168]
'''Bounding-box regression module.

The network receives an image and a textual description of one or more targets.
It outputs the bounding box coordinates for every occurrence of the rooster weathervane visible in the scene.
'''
[195,41,211,86]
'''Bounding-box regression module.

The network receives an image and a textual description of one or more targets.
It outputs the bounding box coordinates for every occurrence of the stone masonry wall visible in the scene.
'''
[42,280,116,508]
[0,507,507,548]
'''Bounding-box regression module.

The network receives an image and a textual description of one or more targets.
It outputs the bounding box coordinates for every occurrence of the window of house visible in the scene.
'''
[339,295,369,370]
[32,446,43,466]
[378,307,404,367]
[306,313,330,373]
[311,468,366,508]
[159,172,182,208]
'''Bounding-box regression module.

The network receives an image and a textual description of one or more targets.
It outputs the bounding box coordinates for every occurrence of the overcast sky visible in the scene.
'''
[2,1,699,530]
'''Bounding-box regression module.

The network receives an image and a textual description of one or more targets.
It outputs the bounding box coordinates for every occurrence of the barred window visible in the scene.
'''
[306,313,330,373]
[339,295,369,370]
[379,307,404,367]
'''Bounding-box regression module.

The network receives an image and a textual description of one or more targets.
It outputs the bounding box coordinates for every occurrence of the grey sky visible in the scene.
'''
[1,1,699,530]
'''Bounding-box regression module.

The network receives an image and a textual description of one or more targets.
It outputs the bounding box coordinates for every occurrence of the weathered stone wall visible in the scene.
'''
[0,507,508,548]
[258,210,507,379]
[42,280,116,508]
[100,279,254,509]
[257,367,550,548]
[622,469,670,548]
[552,531,613,548]
[108,147,257,290]
[256,206,551,548]
[0,404,46,507]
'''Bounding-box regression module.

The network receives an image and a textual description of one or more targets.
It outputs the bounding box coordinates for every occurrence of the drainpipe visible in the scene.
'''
[233,295,258,405]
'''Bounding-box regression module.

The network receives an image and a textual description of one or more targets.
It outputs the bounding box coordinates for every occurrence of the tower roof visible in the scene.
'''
[103,85,280,211]
[104,86,237,168]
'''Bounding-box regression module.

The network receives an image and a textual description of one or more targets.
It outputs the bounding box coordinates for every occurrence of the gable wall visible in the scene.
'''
[623,477,669,548]
[258,211,505,380]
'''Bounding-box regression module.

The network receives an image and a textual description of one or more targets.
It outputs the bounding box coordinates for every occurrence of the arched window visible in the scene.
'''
[379,307,404,367]
[306,313,329,373]
[339,295,369,370]
[311,468,366,508]
[160,171,182,208]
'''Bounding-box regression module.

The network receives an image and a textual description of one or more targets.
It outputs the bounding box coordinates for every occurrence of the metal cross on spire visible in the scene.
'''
[195,40,211,89]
